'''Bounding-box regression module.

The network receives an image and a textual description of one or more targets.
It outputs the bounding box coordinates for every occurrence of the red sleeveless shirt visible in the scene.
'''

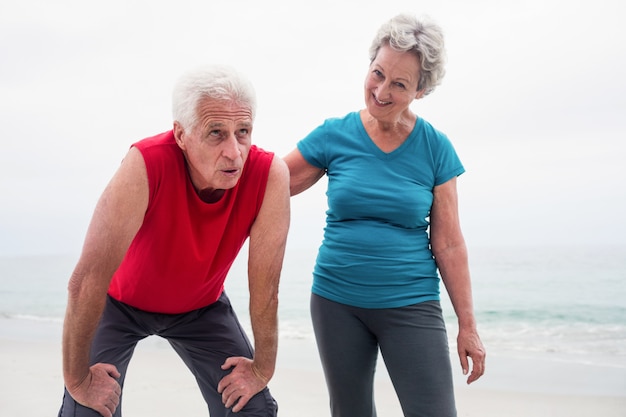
[107,131,273,314]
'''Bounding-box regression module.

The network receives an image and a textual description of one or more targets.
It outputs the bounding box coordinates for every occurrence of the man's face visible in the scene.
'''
[173,97,253,196]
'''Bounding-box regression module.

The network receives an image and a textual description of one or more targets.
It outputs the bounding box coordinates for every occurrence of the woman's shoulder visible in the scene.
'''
[320,111,360,128]
[414,116,457,150]
[415,116,447,139]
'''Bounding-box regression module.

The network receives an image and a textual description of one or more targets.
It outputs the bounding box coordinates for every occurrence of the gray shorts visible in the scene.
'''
[311,293,457,417]
[58,293,277,417]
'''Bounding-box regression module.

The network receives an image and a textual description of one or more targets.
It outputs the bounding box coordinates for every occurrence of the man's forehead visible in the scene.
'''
[197,99,253,124]
[205,118,253,127]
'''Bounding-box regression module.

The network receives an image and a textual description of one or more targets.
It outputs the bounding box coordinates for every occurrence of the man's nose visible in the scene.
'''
[222,133,241,160]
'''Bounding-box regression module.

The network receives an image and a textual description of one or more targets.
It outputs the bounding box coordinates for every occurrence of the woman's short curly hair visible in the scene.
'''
[369,13,447,95]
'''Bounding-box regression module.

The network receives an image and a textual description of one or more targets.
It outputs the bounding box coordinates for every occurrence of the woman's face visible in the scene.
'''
[364,44,424,121]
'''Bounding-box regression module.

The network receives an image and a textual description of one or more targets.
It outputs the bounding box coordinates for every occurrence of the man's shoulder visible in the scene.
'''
[249,144,273,159]
[246,145,275,171]
[133,130,176,151]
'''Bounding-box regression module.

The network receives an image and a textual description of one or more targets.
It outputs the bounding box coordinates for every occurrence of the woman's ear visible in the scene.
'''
[415,89,426,100]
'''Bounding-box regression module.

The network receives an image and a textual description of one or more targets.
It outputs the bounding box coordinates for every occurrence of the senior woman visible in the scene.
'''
[284,13,486,417]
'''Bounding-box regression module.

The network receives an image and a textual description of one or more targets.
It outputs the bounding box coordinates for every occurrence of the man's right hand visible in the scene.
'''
[68,363,121,417]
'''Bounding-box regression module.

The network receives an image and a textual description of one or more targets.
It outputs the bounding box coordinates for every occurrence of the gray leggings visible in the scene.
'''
[58,293,277,417]
[311,294,457,417]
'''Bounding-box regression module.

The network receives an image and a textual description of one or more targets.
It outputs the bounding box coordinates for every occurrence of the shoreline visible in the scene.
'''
[1,317,624,416]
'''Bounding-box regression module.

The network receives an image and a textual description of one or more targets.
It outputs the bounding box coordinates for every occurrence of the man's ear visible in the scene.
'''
[173,121,185,149]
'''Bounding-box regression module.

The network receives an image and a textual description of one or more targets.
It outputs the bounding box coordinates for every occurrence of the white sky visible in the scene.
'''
[1,0,625,256]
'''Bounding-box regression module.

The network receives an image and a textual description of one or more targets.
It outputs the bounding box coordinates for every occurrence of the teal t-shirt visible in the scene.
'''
[297,111,465,308]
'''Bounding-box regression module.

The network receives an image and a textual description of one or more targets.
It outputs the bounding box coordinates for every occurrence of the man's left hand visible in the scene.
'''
[218,356,268,412]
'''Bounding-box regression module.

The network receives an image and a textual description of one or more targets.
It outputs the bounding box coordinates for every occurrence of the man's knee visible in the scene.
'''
[236,388,277,417]
[58,388,119,417]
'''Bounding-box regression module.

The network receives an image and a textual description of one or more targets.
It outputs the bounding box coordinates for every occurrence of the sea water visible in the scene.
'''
[1,244,625,371]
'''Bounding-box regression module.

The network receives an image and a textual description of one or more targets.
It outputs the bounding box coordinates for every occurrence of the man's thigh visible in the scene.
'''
[59,296,148,417]
[164,293,277,417]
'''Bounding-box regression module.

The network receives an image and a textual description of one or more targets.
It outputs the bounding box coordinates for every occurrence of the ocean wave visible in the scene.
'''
[1,313,63,324]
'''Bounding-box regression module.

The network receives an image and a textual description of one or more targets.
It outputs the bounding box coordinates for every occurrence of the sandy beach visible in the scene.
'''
[1,317,624,416]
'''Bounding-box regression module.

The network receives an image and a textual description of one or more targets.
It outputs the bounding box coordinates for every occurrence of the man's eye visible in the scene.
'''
[209,130,222,137]
[237,128,249,136]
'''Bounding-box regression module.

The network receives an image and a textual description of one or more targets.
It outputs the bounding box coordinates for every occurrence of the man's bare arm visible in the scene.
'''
[62,147,148,416]
[218,155,290,412]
